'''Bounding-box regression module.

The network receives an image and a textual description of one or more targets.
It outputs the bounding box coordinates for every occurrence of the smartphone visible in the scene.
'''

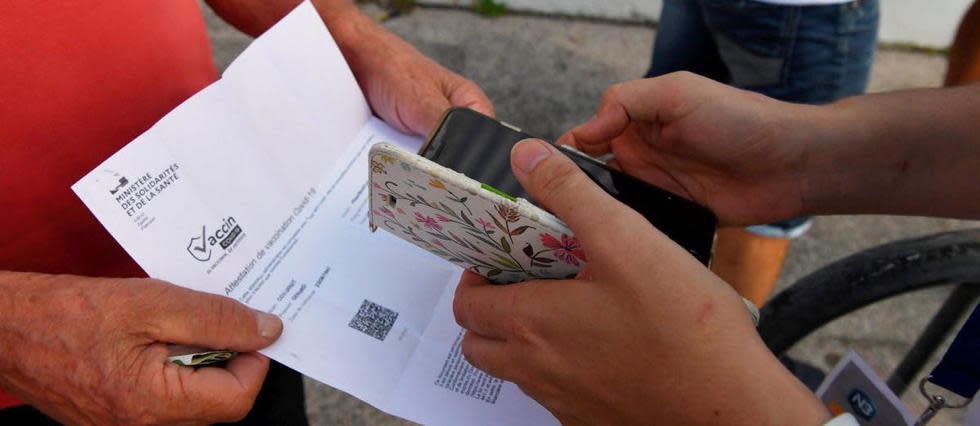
[419,107,717,265]
[369,143,583,284]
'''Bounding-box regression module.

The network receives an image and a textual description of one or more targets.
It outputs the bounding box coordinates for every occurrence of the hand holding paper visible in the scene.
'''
[206,0,494,135]
[72,3,554,424]
[335,8,495,135]
[0,271,280,425]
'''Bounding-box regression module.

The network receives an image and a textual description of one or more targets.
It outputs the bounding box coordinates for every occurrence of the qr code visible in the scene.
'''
[348,300,399,341]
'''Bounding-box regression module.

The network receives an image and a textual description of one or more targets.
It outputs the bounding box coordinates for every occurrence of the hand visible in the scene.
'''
[557,72,814,226]
[452,139,830,425]
[325,6,494,135]
[0,272,282,425]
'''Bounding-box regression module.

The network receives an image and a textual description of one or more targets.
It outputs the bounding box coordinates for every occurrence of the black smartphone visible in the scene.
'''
[419,107,717,265]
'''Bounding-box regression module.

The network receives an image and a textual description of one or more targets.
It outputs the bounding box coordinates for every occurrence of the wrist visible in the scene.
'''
[786,98,883,217]
[0,271,44,388]
[794,96,917,216]
[761,100,830,220]
[727,345,832,426]
[311,1,393,76]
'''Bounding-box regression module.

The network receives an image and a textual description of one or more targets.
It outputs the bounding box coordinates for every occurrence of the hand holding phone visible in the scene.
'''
[420,108,717,265]
[369,108,717,284]
[369,143,584,284]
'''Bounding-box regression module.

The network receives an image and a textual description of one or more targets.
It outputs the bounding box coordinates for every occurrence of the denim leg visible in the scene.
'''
[699,0,879,102]
[698,0,879,235]
[645,0,728,81]
[783,0,879,102]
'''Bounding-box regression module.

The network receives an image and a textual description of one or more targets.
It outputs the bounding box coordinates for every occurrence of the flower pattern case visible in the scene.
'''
[369,143,586,284]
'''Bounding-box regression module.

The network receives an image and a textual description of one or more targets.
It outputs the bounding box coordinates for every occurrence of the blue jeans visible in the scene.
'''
[646,0,879,237]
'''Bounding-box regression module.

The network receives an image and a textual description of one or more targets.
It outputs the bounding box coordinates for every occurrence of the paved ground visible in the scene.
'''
[201,3,978,424]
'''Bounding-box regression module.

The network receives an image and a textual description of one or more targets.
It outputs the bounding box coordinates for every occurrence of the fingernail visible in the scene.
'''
[512,139,554,174]
[255,311,281,339]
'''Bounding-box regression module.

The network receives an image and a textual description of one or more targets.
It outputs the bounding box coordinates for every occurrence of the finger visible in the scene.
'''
[509,139,648,251]
[460,331,517,382]
[405,77,494,136]
[404,94,453,136]
[563,73,718,156]
[175,352,270,423]
[607,72,721,123]
[558,83,633,155]
[148,284,282,352]
[453,271,519,340]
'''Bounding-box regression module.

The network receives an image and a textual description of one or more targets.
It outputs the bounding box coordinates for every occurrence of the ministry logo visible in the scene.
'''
[109,176,129,195]
[187,217,243,262]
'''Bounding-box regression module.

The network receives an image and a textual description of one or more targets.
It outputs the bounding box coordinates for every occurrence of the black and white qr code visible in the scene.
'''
[348,300,399,341]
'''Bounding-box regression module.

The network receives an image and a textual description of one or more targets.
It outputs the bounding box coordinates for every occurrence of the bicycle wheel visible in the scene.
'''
[758,228,980,355]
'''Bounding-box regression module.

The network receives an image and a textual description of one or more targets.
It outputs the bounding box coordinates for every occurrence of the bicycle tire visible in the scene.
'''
[758,228,980,355]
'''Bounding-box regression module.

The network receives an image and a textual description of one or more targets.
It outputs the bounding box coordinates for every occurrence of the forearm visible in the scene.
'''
[204,0,374,39]
[723,348,832,426]
[796,83,980,218]
[205,0,415,88]
[204,0,366,38]
[0,271,53,397]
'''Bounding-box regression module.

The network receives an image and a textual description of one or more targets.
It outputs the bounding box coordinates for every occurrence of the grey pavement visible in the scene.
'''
[201,3,978,425]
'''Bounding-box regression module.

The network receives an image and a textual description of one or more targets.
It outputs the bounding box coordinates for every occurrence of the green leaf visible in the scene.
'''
[448,231,466,246]
[466,232,499,249]
[491,254,519,269]
[487,269,502,277]
[500,237,511,253]
[460,211,474,227]
[466,240,485,254]
[474,0,508,17]
[426,231,452,241]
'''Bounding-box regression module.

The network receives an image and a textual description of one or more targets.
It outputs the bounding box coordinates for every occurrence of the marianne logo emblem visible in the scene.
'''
[847,388,877,420]
[108,176,129,195]
[187,217,243,262]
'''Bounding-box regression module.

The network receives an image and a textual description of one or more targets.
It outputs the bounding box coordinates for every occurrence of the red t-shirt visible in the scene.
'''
[1,1,218,409]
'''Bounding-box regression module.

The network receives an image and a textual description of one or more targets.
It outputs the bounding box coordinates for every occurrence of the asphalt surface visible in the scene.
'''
[201,3,978,424]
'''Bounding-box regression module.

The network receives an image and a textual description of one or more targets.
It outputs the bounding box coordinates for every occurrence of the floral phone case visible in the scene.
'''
[368,142,586,284]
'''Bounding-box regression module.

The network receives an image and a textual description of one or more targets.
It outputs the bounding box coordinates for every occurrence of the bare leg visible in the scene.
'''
[711,228,790,307]
[945,0,980,86]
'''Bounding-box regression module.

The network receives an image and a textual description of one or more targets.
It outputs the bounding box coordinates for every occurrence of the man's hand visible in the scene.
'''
[323,3,494,135]
[0,272,282,425]
[452,139,830,425]
[558,72,815,226]
[206,0,494,135]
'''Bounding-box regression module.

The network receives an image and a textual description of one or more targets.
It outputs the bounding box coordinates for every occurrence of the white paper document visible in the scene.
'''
[72,3,556,424]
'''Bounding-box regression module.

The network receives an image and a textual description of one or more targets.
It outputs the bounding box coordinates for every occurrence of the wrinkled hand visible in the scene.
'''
[558,72,813,226]
[0,272,282,425]
[338,12,494,135]
[452,139,829,425]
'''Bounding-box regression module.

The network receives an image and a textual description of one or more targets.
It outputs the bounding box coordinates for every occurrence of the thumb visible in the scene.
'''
[448,79,495,118]
[149,284,282,352]
[510,139,647,253]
